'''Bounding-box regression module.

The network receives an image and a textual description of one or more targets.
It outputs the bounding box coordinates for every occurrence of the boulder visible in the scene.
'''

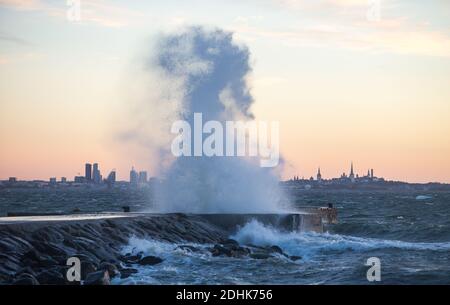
[21,249,41,262]
[36,268,65,285]
[120,251,143,263]
[137,256,163,266]
[80,261,97,280]
[230,247,249,258]
[33,242,66,259]
[16,266,37,277]
[84,270,110,285]
[119,268,138,279]
[210,245,232,257]
[120,254,141,264]
[13,273,40,285]
[269,245,283,255]
[222,239,239,247]
[99,262,119,278]
[21,249,57,268]
[289,256,302,261]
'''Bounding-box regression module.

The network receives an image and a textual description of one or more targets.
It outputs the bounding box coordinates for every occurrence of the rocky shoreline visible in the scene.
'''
[0,213,305,285]
[0,213,229,284]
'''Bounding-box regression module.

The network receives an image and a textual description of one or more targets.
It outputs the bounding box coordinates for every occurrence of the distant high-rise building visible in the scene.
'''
[138,171,148,184]
[106,170,116,187]
[130,167,138,186]
[74,176,85,183]
[85,163,92,181]
[316,167,322,182]
[371,169,374,179]
[8,177,17,183]
[49,177,57,184]
[93,163,101,184]
[61,177,67,183]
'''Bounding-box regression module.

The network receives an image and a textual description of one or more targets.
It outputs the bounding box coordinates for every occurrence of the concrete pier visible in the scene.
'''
[0,207,337,233]
[198,213,323,233]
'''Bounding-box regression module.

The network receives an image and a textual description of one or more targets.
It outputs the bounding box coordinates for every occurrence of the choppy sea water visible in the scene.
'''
[1,188,449,284]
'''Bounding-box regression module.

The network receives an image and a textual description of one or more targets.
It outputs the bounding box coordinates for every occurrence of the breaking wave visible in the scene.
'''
[231,220,450,259]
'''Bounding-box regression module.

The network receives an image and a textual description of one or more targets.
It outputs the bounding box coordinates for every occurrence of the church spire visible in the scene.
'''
[349,162,355,179]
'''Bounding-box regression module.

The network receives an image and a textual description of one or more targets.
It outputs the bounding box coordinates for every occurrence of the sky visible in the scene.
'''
[0,0,449,183]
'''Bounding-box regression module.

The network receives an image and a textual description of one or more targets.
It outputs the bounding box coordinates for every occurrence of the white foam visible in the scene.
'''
[121,235,175,256]
[231,220,450,259]
[416,195,433,200]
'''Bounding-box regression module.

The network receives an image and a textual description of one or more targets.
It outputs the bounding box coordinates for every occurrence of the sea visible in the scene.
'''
[1,187,449,284]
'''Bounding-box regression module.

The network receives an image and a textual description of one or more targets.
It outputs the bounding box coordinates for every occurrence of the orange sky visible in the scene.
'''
[0,1,449,183]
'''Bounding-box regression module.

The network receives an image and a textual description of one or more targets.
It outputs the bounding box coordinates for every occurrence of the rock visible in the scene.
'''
[36,268,65,285]
[80,261,97,280]
[63,238,78,249]
[13,273,40,285]
[16,266,37,277]
[119,268,138,279]
[39,257,58,268]
[35,242,66,258]
[21,249,57,268]
[289,256,302,261]
[249,253,272,260]
[84,270,110,285]
[210,245,232,257]
[269,245,283,255]
[0,274,12,284]
[120,254,142,264]
[222,239,239,247]
[137,256,163,266]
[0,239,14,252]
[172,222,187,233]
[21,249,41,262]
[230,247,249,258]
[99,262,119,277]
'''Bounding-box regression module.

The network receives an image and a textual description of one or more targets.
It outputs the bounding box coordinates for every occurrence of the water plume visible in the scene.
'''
[123,26,285,213]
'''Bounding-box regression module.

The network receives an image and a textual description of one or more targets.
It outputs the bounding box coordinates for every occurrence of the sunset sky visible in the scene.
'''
[1,0,449,182]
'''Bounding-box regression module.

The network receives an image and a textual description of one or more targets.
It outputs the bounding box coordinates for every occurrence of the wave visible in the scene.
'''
[121,236,175,256]
[416,195,433,200]
[230,220,450,259]
[113,222,450,284]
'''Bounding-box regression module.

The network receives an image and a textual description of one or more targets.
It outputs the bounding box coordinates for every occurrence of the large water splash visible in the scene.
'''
[125,26,284,213]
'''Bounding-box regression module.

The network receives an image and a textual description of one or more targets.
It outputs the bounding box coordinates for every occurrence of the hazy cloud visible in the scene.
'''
[0,32,32,46]
[0,0,144,28]
[0,0,41,10]
[231,0,450,57]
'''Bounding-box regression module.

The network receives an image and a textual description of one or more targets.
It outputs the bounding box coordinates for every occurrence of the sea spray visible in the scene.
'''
[231,220,450,259]
[114,221,450,284]
[123,26,285,213]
